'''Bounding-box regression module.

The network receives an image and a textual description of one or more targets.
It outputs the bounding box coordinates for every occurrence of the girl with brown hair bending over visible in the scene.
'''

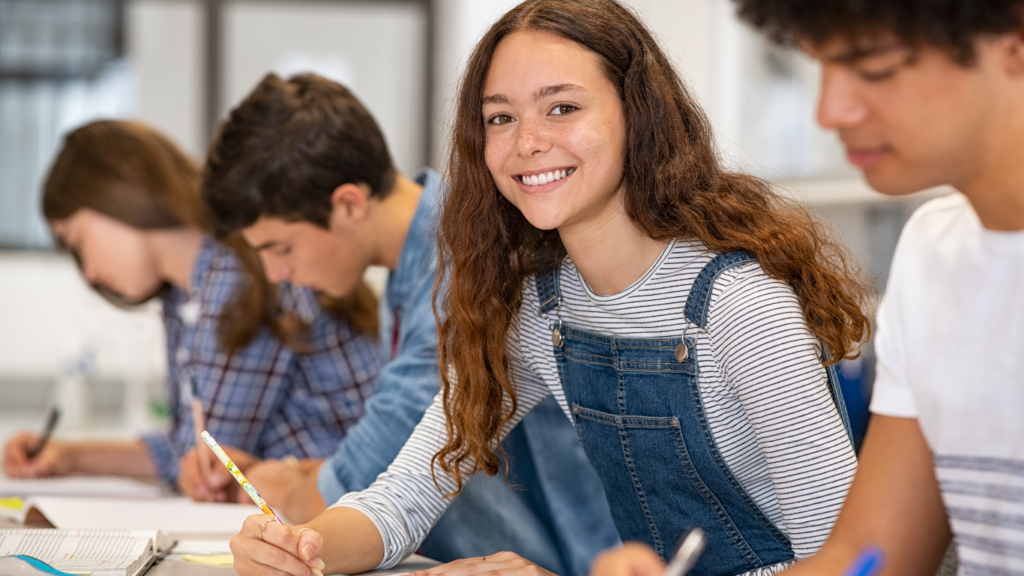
[229,1,872,575]
[2,120,379,494]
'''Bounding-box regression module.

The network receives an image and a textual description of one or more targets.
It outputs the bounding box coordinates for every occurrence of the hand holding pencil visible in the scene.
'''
[203,430,326,576]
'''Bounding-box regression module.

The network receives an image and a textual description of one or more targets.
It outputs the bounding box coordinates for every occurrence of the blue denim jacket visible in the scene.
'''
[318,169,620,576]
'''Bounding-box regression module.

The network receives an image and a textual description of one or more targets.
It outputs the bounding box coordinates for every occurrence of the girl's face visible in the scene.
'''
[482,30,627,233]
[51,208,163,301]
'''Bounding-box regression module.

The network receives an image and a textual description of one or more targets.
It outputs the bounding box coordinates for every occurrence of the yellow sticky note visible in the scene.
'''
[182,554,234,567]
[0,497,23,510]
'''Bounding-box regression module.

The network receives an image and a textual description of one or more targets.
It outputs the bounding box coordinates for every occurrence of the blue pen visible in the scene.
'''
[842,547,885,576]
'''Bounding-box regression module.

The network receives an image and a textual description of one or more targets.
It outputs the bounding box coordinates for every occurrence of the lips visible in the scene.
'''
[845,148,887,169]
[516,167,575,187]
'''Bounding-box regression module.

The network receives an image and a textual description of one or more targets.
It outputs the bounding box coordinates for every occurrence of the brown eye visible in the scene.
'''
[550,104,577,116]
[488,114,515,125]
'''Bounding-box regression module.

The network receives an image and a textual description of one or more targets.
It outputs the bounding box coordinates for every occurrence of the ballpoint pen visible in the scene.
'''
[842,547,885,576]
[27,407,61,459]
[189,376,212,486]
[663,528,706,576]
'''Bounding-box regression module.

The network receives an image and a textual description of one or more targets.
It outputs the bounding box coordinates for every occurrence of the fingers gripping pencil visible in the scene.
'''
[200,430,283,524]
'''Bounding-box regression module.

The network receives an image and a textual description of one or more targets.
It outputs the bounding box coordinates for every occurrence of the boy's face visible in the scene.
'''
[805,34,1006,195]
[242,214,370,299]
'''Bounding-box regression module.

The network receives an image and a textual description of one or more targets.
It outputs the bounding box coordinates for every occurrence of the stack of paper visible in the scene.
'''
[0,528,173,576]
[12,496,259,540]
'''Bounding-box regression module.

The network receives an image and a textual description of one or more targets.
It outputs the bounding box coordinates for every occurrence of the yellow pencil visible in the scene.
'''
[200,430,283,523]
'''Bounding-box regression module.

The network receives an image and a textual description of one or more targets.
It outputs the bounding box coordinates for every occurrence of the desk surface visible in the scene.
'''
[150,554,440,576]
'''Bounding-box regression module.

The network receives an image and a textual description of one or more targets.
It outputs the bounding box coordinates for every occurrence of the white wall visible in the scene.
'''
[126,0,205,157]
[221,1,428,175]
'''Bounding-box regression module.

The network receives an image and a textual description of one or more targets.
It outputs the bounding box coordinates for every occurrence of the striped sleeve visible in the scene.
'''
[707,264,857,559]
[330,315,552,569]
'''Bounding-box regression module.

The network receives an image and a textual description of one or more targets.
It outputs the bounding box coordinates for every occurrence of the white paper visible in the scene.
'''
[23,496,259,539]
[0,475,163,499]
[171,538,232,555]
[0,528,155,575]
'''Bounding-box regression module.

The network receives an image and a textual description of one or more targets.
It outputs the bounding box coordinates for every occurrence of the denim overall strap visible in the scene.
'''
[684,251,757,329]
[535,262,795,576]
[683,251,854,445]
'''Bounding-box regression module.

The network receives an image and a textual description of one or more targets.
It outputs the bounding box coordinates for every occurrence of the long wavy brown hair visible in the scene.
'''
[43,120,377,354]
[433,0,874,493]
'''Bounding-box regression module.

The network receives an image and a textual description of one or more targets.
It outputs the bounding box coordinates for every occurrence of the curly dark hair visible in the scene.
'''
[733,0,1024,64]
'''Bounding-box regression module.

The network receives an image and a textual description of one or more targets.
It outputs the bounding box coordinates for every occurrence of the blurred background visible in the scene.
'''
[0,0,945,449]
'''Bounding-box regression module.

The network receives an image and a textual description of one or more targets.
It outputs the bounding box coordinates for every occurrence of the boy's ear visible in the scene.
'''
[328,183,372,228]
[1004,25,1024,75]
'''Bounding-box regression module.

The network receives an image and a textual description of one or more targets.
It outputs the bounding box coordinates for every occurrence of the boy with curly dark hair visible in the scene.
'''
[591,2,1024,576]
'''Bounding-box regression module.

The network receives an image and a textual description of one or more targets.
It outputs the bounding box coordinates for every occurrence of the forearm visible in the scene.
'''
[61,439,158,479]
[782,416,951,576]
[284,464,328,524]
[303,506,384,574]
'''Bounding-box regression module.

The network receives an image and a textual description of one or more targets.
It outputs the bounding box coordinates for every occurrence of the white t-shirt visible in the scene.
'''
[870,193,1024,575]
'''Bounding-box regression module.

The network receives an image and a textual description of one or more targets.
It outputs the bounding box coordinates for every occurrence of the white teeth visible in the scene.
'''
[521,169,573,186]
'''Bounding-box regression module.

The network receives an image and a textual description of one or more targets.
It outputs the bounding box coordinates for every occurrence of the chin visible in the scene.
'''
[864,170,942,197]
[517,208,566,232]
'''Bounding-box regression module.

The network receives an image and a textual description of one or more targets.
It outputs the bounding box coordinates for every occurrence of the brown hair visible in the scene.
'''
[203,73,397,235]
[434,0,874,493]
[42,120,377,353]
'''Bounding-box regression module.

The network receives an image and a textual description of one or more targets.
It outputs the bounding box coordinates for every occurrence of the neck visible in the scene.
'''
[957,86,1024,230]
[958,151,1024,232]
[558,198,668,296]
[371,174,424,271]
[148,228,206,291]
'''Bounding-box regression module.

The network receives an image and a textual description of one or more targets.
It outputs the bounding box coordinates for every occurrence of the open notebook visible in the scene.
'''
[0,528,174,576]
[7,496,258,540]
[0,476,164,500]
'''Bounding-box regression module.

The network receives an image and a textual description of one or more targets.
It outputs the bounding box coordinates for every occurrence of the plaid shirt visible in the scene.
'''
[142,237,380,485]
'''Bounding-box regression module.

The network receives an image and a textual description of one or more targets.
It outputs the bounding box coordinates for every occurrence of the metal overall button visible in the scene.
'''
[675,325,696,362]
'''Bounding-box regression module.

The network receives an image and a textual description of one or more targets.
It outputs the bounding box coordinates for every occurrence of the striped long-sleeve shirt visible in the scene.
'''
[333,239,857,574]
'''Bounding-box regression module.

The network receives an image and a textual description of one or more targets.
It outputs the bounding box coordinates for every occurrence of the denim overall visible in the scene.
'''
[536,251,853,576]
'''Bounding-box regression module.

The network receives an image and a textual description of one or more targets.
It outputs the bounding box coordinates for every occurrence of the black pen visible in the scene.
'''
[27,407,61,459]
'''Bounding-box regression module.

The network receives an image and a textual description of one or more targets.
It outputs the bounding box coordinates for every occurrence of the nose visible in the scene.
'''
[514,115,553,158]
[816,67,868,130]
[262,255,291,283]
[77,254,100,284]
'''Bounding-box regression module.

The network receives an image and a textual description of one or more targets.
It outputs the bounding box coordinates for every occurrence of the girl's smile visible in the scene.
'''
[514,166,576,194]
[482,30,626,233]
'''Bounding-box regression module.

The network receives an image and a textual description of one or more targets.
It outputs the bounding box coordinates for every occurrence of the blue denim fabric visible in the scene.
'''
[535,252,853,576]
[318,169,620,576]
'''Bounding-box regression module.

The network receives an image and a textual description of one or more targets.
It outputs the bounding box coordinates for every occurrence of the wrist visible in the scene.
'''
[50,441,75,475]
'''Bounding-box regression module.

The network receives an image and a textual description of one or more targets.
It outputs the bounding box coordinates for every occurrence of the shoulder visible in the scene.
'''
[900,193,973,248]
[705,255,804,340]
[196,240,247,288]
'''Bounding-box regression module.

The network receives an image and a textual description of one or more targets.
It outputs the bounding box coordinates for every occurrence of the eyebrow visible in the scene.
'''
[249,240,280,251]
[826,42,906,64]
[482,83,585,106]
